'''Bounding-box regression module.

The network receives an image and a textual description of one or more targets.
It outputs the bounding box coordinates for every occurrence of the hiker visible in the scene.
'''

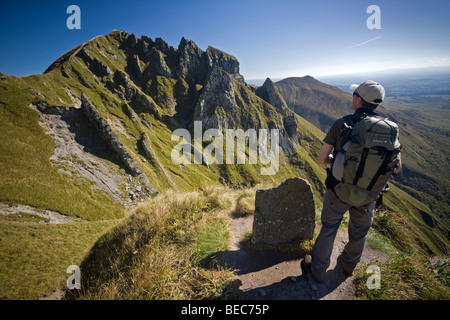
[301,80,402,283]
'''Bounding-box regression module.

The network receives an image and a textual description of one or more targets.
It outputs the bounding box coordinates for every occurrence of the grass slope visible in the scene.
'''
[66,187,237,300]
[0,73,124,221]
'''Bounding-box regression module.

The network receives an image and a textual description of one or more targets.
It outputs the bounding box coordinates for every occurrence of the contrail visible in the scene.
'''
[348,36,382,48]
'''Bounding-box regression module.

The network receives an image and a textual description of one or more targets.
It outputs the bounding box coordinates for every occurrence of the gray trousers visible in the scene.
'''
[311,189,375,278]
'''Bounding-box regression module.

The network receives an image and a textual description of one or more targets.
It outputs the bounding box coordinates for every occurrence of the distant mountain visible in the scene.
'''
[0,30,447,255]
[274,76,352,132]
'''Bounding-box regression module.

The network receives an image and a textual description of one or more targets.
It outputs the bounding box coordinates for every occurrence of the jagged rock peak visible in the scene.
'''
[126,33,139,47]
[47,30,248,89]
[262,78,277,91]
[176,37,205,79]
[177,37,203,61]
[256,78,291,116]
[146,47,172,78]
[178,37,201,52]
[205,46,239,75]
[141,35,154,45]
[154,37,176,56]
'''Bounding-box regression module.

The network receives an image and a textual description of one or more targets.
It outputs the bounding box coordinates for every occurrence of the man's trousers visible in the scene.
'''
[311,189,375,279]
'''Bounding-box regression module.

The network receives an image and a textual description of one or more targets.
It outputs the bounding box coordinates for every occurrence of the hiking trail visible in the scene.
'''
[225,213,389,300]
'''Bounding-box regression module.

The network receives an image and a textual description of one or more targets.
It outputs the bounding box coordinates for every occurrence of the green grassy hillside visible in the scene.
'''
[0,73,125,221]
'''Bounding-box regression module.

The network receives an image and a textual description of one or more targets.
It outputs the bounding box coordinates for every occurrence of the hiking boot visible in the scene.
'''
[338,256,354,277]
[300,255,324,284]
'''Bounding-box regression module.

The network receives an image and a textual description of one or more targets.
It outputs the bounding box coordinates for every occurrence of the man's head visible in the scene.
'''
[350,80,385,110]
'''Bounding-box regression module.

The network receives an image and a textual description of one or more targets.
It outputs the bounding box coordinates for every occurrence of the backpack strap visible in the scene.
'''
[352,147,369,185]
[340,113,369,146]
[367,150,394,191]
[343,114,358,127]
[339,115,359,150]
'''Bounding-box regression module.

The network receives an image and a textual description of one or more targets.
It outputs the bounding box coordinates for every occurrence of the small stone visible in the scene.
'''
[258,289,267,297]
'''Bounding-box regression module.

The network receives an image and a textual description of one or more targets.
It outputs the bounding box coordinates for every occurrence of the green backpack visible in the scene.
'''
[331,114,402,207]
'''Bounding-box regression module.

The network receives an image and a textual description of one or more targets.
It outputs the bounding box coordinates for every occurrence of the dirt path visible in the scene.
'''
[225,214,389,300]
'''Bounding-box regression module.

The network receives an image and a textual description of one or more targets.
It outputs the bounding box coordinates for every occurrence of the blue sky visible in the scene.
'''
[1,0,450,79]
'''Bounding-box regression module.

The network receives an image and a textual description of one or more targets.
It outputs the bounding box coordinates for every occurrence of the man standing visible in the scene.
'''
[301,80,402,283]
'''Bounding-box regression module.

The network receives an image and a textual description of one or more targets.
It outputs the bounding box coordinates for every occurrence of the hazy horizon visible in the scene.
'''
[247,65,450,89]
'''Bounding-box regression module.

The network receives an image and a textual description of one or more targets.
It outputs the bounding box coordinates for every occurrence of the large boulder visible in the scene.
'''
[252,178,315,246]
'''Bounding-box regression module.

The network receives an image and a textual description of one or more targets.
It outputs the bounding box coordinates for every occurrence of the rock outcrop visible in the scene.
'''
[77,48,112,78]
[109,70,137,100]
[145,47,172,78]
[128,55,143,80]
[252,178,316,246]
[205,46,245,85]
[81,94,156,194]
[194,66,240,130]
[256,78,290,115]
[177,37,205,82]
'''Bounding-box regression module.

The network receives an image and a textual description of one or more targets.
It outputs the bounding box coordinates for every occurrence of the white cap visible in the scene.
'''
[349,80,385,105]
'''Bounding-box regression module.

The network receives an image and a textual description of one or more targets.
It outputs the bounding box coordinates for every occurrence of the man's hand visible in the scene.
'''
[393,153,402,174]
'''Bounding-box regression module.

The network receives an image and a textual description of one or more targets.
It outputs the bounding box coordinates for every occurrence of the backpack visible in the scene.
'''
[331,113,402,207]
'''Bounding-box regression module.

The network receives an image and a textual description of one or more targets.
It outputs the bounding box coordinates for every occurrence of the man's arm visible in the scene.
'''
[394,153,402,174]
[318,143,334,165]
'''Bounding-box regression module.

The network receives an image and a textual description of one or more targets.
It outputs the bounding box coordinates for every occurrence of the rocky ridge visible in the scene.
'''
[47,32,308,188]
